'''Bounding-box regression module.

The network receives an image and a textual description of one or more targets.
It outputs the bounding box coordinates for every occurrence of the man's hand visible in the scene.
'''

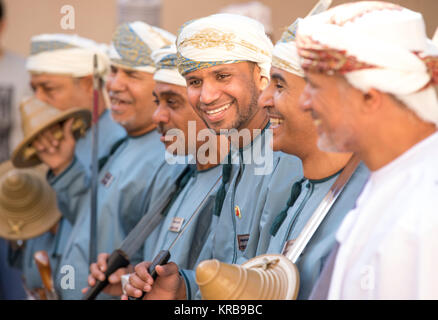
[82,252,132,297]
[121,261,187,300]
[32,118,76,175]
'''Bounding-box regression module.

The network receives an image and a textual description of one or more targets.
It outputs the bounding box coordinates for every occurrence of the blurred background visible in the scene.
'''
[3,0,438,57]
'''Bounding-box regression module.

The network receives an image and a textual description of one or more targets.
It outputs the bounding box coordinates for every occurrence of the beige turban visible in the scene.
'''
[26,34,109,78]
[296,1,438,126]
[176,13,273,79]
[272,20,304,78]
[108,21,175,74]
[152,45,187,87]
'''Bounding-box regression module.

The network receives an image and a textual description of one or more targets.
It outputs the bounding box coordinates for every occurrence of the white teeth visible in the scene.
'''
[270,118,284,126]
[205,103,231,115]
[313,119,322,126]
[111,97,131,105]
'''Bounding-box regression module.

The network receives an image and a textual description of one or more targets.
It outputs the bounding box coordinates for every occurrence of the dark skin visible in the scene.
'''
[300,72,437,171]
[122,62,272,300]
[83,81,228,297]
[259,67,352,180]
[185,62,269,148]
[32,65,158,176]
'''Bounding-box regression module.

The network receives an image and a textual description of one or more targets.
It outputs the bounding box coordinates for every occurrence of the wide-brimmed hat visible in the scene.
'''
[0,161,61,240]
[11,96,91,168]
[196,254,299,300]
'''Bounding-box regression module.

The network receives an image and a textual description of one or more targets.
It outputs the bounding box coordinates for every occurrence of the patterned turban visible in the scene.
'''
[272,20,304,78]
[108,21,176,74]
[151,45,187,87]
[296,1,438,126]
[26,34,109,78]
[176,13,273,79]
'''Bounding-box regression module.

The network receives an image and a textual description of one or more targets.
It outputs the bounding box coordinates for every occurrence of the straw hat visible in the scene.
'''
[11,96,91,168]
[196,254,299,300]
[0,160,61,240]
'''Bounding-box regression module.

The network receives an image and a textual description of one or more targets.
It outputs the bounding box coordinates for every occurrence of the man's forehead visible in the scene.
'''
[155,82,187,97]
[30,73,74,84]
[184,62,252,78]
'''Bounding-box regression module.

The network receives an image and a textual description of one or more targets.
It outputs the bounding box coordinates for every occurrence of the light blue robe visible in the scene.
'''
[180,128,303,299]
[259,162,370,299]
[51,130,179,299]
[143,164,222,271]
[9,110,126,293]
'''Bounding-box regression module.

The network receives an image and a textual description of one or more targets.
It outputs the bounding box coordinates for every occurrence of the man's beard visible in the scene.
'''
[210,81,260,134]
[317,127,353,153]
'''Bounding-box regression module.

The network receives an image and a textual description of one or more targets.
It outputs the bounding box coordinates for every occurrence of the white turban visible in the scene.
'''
[176,13,273,79]
[151,45,187,87]
[26,34,109,78]
[108,21,176,74]
[433,27,438,47]
[296,1,438,126]
[272,20,305,78]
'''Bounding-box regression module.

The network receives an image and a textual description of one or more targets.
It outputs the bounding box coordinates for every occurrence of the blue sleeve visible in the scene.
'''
[48,157,91,225]
[179,269,199,300]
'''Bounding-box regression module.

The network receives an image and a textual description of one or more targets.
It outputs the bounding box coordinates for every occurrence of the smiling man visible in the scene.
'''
[124,13,303,300]
[6,34,127,298]
[85,45,228,298]
[254,19,369,299]
[33,22,179,299]
[296,2,438,299]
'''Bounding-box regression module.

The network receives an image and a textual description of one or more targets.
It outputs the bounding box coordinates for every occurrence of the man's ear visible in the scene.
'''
[77,75,94,95]
[251,64,269,91]
[259,77,269,91]
[362,88,382,114]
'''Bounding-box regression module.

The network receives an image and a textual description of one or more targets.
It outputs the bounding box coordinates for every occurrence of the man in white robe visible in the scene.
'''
[296,1,438,299]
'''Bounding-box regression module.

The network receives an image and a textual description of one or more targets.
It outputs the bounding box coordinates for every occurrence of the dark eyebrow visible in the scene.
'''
[271,73,286,83]
[152,91,158,99]
[159,90,186,102]
[212,66,234,74]
[161,90,181,97]
[185,75,199,82]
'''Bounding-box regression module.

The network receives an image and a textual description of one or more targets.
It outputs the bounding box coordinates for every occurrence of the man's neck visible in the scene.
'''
[232,109,269,149]
[127,123,156,137]
[360,119,437,172]
[301,149,353,181]
[196,135,229,171]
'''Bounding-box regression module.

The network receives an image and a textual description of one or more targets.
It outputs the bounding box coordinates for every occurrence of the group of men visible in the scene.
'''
[4,0,438,300]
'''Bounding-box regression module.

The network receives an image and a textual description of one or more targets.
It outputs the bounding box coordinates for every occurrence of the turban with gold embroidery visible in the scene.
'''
[296,1,438,126]
[272,20,305,78]
[26,34,109,78]
[108,21,175,74]
[152,45,187,87]
[176,13,273,79]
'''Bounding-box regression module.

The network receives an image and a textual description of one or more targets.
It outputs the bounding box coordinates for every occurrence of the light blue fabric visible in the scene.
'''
[143,164,222,270]
[20,218,72,292]
[51,130,177,299]
[8,111,126,294]
[181,128,303,299]
[259,162,370,299]
[74,110,127,178]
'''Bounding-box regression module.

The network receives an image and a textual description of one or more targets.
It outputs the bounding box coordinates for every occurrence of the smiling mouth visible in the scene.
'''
[110,97,133,113]
[269,115,284,129]
[204,102,232,115]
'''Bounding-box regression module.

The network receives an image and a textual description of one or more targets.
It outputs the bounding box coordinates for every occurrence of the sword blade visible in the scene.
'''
[285,154,361,263]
